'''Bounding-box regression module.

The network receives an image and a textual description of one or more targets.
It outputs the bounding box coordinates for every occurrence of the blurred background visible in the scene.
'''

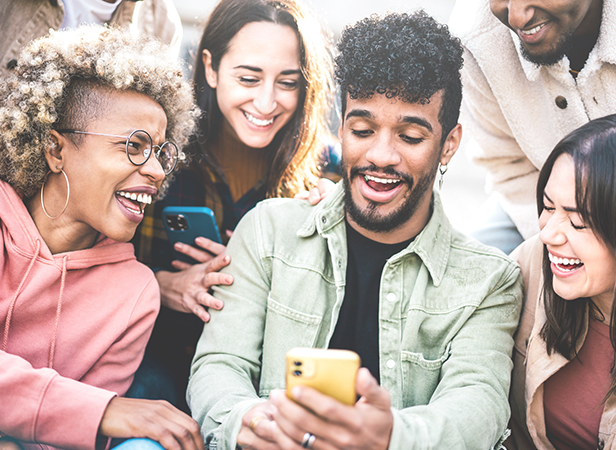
[171,0,488,234]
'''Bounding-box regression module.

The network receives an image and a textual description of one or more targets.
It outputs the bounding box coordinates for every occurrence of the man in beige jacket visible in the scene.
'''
[0,0,182,79]
[449,0,610,253]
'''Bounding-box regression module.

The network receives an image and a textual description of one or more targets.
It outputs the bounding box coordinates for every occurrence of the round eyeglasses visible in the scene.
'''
[56,129,183,175]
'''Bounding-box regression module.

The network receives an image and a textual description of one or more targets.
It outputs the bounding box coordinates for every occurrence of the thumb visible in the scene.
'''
[356,368,390,409]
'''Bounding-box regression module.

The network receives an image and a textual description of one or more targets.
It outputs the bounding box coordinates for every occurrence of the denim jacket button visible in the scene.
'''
[386,359,396,369]
[386,292,397,303]
[321,216,327,224]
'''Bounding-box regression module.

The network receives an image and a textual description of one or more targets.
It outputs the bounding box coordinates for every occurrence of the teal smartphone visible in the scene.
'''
[162,206,222,264]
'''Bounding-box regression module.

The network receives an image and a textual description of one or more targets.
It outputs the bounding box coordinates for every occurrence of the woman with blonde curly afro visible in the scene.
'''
[0,26,204,450]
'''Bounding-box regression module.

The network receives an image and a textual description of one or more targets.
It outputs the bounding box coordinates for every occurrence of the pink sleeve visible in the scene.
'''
[0,279,159,450]
[0,351,116,450]
[79,277,160,396]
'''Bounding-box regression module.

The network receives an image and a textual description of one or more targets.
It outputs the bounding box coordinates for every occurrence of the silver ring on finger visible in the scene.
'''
[301,433,316,449]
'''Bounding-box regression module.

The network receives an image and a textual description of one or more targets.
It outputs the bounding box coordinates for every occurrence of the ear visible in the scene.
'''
[337,122,343,141]
[44,130,67,173]
[439,123,462,166]
[202,49,218,89]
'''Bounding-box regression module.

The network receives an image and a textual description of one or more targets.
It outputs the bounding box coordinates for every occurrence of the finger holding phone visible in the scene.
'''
[240,349,393,450]
[156,207,234,322]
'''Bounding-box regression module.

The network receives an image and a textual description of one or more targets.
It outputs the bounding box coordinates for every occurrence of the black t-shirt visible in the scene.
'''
[329,221,412,381]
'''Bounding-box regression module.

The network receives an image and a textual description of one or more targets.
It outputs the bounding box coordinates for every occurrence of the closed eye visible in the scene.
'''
[279,80,299,90]
[239,76,259,85]
[400,135,423,144]
[351,129,373,137]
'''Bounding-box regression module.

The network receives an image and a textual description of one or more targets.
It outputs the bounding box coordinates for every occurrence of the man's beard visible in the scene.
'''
[520,28,576,66]
[342,161,435,234]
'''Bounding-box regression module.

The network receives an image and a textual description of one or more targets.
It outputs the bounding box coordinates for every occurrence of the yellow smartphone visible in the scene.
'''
[285,348,360,406]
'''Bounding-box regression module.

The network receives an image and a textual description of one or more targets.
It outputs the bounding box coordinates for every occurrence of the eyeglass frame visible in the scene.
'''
[55,129,185,175]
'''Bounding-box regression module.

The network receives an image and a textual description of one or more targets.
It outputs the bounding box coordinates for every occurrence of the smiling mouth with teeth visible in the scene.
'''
[548,252,584,273]
[116,190,153,214]
[244,111,275,127]
[520,23,546,35]
[364,174,402,192]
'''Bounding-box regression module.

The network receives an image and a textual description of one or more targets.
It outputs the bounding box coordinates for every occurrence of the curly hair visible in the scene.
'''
[0,25,199,198]
[192,0,335,197]
[335,10,464,142]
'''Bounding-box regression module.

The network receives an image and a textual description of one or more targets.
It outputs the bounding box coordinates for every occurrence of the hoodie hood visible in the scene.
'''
[0,179,137,270]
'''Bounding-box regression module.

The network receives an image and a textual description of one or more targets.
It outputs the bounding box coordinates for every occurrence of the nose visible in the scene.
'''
[505,0,535,30]
[539,212,567,248]
[139,150,166,184]
[253,83,277,116]
[364,133,402,169]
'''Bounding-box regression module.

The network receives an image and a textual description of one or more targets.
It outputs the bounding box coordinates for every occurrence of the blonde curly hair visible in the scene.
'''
[0,25,199,198]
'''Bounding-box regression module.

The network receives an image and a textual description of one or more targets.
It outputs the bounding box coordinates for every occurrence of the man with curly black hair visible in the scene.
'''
[188,11,522,450]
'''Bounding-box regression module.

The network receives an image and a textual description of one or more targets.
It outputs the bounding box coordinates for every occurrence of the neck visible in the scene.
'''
[210,127,271,201]
[567,0,603,72]
[26,192,97,255]
[592,291,614,326]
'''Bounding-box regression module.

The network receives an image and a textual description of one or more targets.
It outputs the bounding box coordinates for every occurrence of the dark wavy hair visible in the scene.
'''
[538,114,616,396]
[335,10,463,143]
[191,0,334,197]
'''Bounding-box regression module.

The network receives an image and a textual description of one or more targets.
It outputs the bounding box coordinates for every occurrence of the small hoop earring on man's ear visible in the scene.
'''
[41,169,70,220]
[438,163,448,191]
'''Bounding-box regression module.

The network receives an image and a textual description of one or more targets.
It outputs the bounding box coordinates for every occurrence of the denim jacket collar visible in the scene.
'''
[297,181,452,287]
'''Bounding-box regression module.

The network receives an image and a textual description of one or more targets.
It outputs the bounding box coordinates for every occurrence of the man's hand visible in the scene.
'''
[99,397,204,450]
[155,237,232,322]
[240,368,393,449]
[294,178,335,205]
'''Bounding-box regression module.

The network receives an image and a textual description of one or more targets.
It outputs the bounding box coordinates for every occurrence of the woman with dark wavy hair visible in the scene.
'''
[131,0,336,408]
[508,114,616,450]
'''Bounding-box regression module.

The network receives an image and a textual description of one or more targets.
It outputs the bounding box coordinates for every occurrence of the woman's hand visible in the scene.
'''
[155,237,233,322]
[294,178,335,205]
[99,397,204,450]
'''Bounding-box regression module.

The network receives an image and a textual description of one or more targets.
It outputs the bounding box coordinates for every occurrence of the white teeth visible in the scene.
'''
[125,206,143,215]
[116,191,153,205]
[548,253,582,268]
[520,23,545,35]
[364,174,401,184]
[244,111,274,127]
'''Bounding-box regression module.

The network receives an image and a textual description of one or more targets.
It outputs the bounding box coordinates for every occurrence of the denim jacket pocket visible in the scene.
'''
[401,342,452,405]
[259,296,322,395]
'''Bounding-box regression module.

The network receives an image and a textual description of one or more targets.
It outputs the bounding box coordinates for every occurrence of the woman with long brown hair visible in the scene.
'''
[131,0,336,407]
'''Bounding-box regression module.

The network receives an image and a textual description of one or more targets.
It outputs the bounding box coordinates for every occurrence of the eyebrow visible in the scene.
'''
[233,65,301,75]
[544,192,578,212]
[345,108,433,132]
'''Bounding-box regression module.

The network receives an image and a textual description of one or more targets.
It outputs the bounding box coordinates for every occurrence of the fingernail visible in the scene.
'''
[175,242,183,249]
[225,276,232,284]
[291,386,302,399]
[215,301,223,309]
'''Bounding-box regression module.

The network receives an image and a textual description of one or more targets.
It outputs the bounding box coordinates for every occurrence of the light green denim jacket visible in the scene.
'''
[188,182,522,450]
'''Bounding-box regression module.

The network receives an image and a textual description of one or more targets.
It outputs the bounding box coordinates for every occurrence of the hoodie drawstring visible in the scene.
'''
[48,255,68,368]
[3,240,67,370]
[3,240,41,353]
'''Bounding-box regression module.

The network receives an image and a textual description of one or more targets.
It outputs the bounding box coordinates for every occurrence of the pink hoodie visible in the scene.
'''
[0,180,160,450]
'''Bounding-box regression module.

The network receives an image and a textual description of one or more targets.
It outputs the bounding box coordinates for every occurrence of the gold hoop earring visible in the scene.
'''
[438,163,448,191]
[41,169,70,220]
